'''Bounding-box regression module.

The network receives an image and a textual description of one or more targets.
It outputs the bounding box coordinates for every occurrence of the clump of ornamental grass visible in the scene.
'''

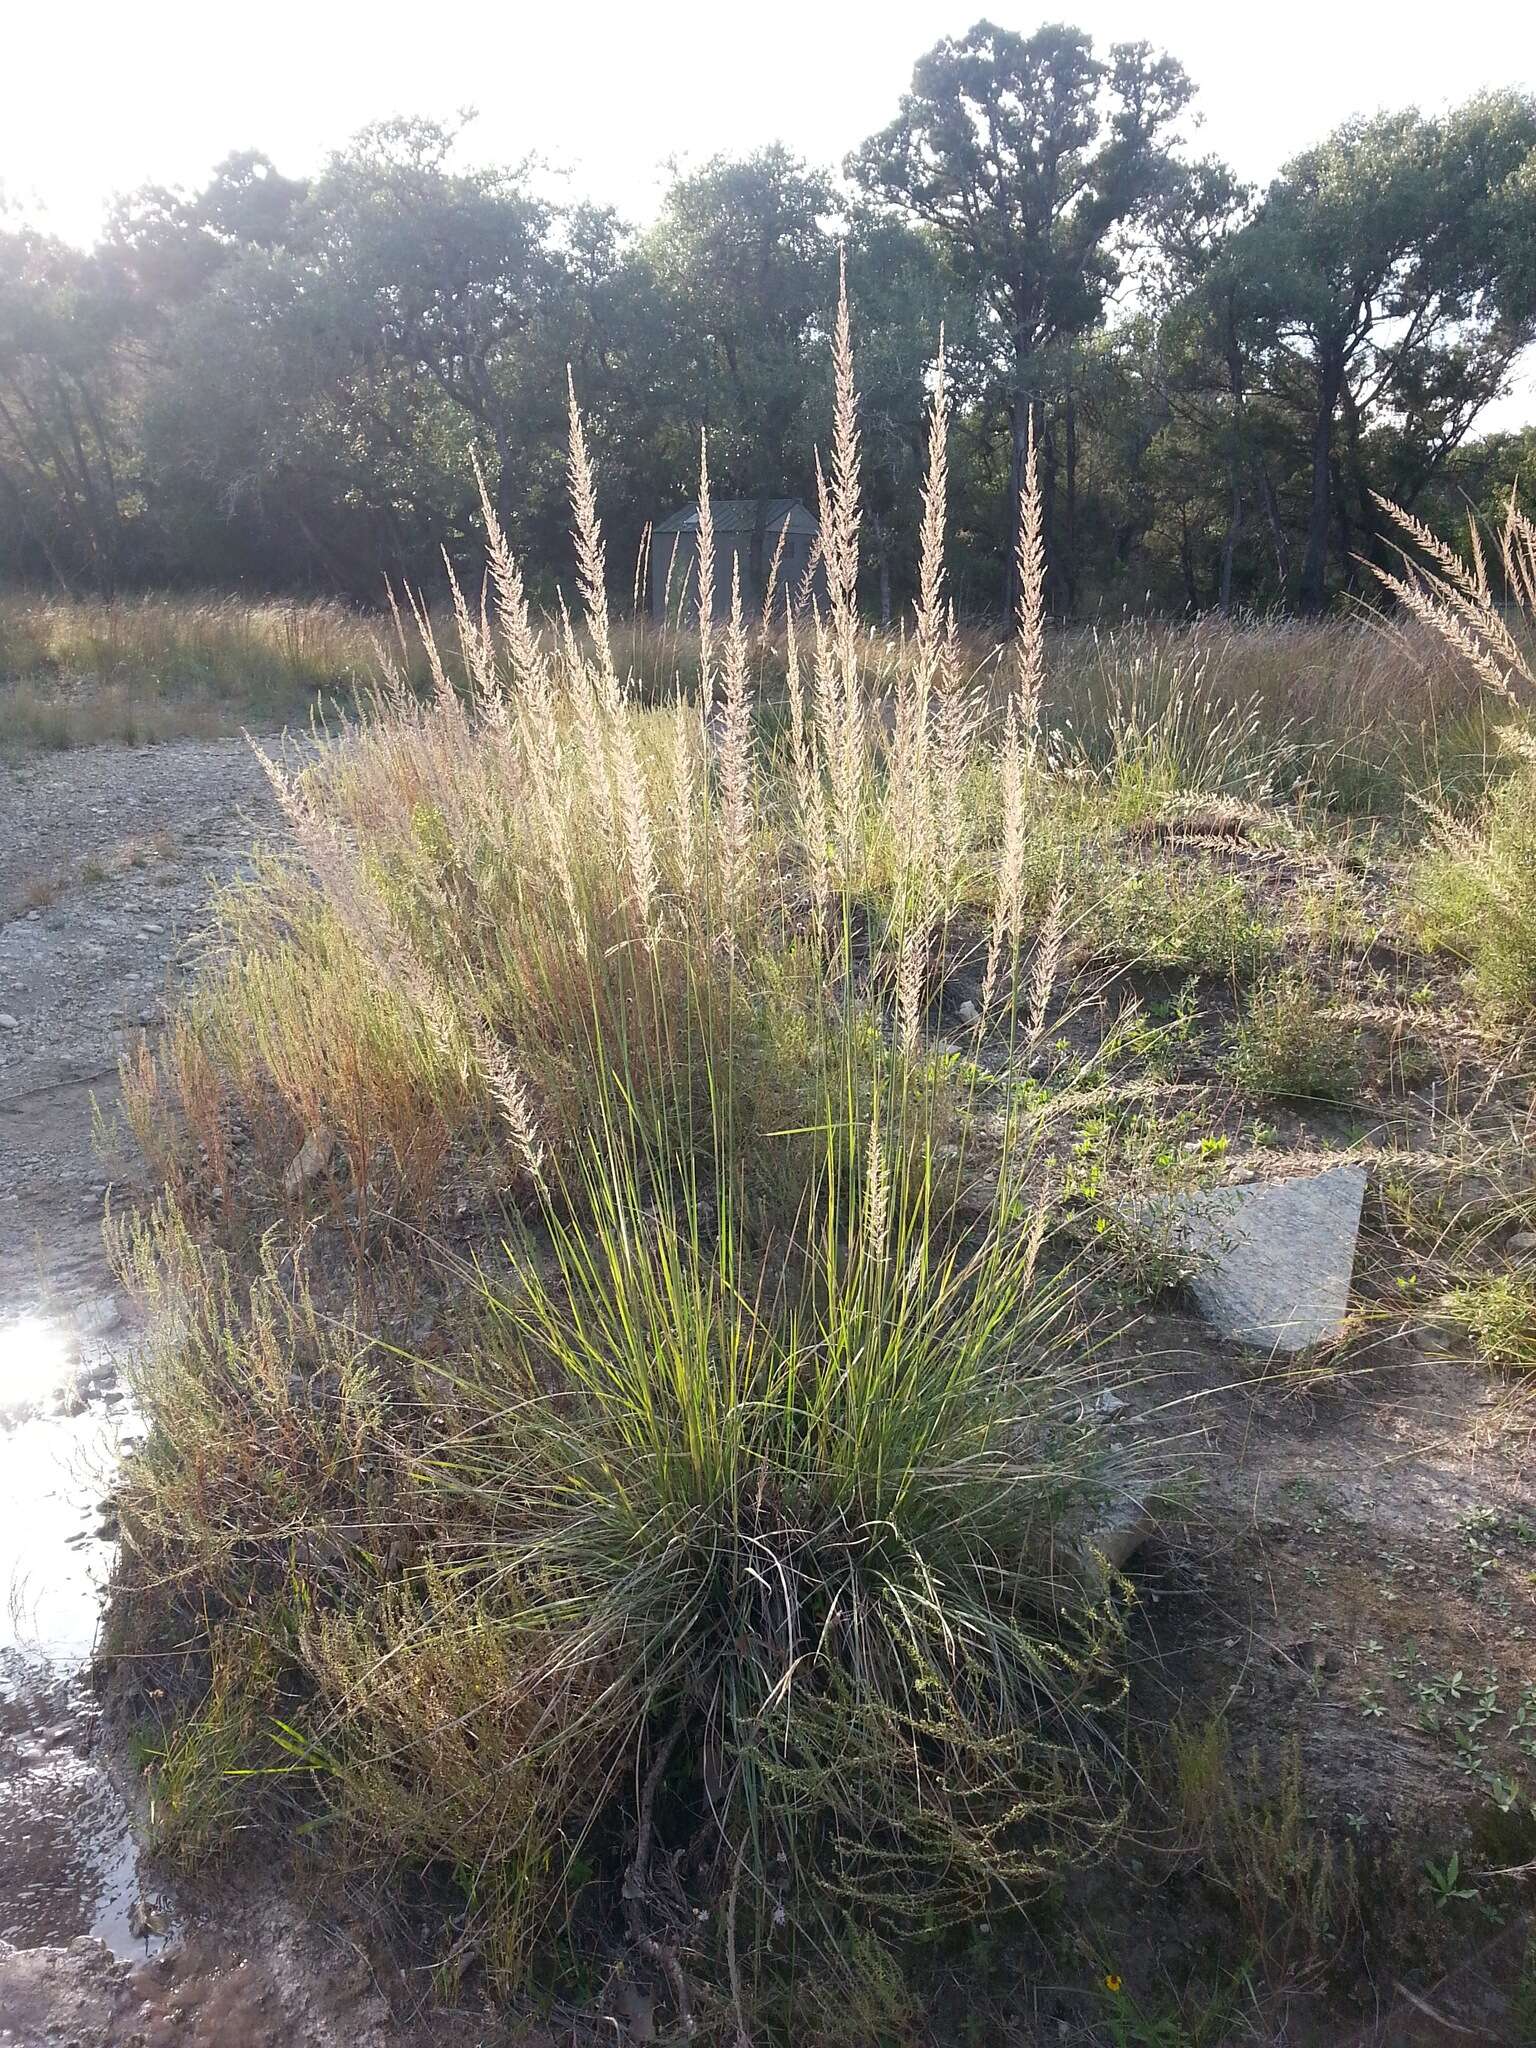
[108,270,1140,2027]
[117,325,1007,1242]
[1413,759,1536,1015]
[1368,491,1536,1017]
[306,1107,1128,2000]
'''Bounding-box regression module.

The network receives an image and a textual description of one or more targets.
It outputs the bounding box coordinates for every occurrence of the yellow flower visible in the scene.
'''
[1105,1973,1123,1994]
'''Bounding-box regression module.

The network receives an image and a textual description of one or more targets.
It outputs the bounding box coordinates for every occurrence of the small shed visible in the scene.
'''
[650,498,822,624]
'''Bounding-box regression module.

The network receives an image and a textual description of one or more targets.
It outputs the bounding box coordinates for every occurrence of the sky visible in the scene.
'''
[5,0,1536,413]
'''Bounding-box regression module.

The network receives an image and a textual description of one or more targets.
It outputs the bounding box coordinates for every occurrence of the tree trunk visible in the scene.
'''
[1219,312,1246,615]
[1037,412,1064,616]
[1299,351,1344,613]
[1340,383,1381,591]
[1004,390,1030,626]
[1063,386,1078,616]
[492,417,518,554]
[1178,505,1201,612]
[1258,464,1290,591]
[1218,476,1242,615]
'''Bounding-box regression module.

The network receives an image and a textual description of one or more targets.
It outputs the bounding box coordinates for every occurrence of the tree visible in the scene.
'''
[1145,158,1297,610]
[1248,98,1536,609]
[0,227,145,589]
[849,19,1192,616]
[645,149,836,497]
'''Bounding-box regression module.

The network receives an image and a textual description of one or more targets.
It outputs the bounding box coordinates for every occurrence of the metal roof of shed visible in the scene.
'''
[654,497,817,535]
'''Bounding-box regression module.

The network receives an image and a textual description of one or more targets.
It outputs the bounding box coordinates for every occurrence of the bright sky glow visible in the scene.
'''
[7,0,1535,244]
[4,0,1535,421]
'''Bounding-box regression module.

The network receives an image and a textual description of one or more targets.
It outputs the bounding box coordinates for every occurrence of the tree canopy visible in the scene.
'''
[3,28,1534,618]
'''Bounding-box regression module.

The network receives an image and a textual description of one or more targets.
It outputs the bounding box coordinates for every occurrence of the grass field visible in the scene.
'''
[2,579,1512,815]
[71,306,1536,2042]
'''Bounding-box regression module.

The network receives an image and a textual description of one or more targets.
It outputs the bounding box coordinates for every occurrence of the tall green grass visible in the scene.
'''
[102,289,1536,2033]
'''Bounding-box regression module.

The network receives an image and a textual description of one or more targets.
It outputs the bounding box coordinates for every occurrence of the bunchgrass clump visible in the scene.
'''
[108,275,1142,2023]
[1369,490,1536,1016]
[1413,760,1536,1016]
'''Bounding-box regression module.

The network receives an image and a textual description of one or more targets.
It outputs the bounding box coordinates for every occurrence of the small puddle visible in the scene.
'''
[0,1300,168,1959]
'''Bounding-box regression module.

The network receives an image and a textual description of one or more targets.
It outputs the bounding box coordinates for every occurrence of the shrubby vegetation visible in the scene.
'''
[17,24,1524,2027]
[4,19,1536,616]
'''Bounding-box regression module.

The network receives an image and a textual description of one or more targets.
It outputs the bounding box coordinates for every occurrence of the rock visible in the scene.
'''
[1063,1492,1162,1598]
[127,1899,168,1939]
[282,1125,335,1199]
[1508,1229,1536,1256]
[74,1294,122,1338]
[613,1978,656,2043]
[1141,1165,1366,1353]
[958,999,981,1027]
[0,1011,18,1029]
[1091,1389,1128,1421]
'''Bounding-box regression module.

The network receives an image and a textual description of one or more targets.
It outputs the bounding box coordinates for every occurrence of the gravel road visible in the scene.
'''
[1,734,280,1312]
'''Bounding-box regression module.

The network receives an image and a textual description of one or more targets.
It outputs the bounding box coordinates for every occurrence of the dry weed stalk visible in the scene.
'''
[1012,412,1047,753]
[716,562,756,909]
[253,739,548,1188]
[567,372,620,708]
[784,601,831,932]
[696,431,715,694]
[759,512,792,643]
[817,256,867,866]
[973,417,1049,1038]
[1367,490,1536,763]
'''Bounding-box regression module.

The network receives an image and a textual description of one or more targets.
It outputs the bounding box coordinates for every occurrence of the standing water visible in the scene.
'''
[0,1298,166,1959]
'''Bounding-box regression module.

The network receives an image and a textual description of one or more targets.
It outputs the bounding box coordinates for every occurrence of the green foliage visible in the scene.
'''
[1164,1716,1359,1983]
[5,67,1536,616]
[1229,966,1359,1101]
[1441,1268,1536,1370]
[1091,862,1276,982]
[105,367,1144,2009]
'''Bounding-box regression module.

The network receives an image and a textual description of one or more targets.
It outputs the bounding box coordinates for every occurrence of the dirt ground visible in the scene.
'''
[1,735,1532,2046]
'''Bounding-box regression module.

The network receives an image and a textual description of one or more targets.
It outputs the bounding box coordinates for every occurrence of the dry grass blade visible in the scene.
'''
[567,370,620,706]
[696,429,715,695]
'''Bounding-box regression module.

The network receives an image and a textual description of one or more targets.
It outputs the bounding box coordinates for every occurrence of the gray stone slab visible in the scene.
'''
[1149,1165,1367,1353]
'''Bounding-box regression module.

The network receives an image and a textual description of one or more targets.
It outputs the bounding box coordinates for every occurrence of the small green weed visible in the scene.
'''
[1228,966,1358,1101]
[1421,1850,1479,1911]
[1441,1268,1536,1370]
[1092,863,1277,982]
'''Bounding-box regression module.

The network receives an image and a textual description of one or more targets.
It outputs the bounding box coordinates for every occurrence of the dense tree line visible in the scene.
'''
[4,21,1536,617]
